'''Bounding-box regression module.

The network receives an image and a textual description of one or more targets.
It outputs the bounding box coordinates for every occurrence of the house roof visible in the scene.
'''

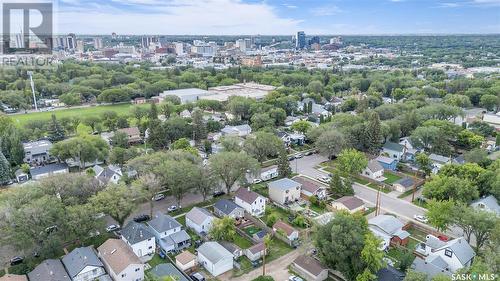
[273,221,297,236]
[470,195,500,214]
[367,159,384,173]
[235,188,261,204]
[376,155,397,165]
[197,242,233,264]
[440,238,475,265]
[412,256,449,279]
[27,259,70,281]
[0,274,28,281]
[335,196,364,210]
[292,255,327,277]
[247,242,265,255]
[30,163,68,177]
[293,177,320,194]
[219,241,242,255]
[150,263,189,281]
[214,199,242,215]
[116,127,140,136]
[121,221,154,245]
[268,178,301,191]
[175,251,196,265]
[97,239,141,274]
[62,246,103,278]
[383,142,405,152]
[429,153,451,163]
[186,207,213,226]
[148,213,181,233]
[368,215,405,236]
[170,230,191,244]
[376,266,405,281]
[394,177,415,188]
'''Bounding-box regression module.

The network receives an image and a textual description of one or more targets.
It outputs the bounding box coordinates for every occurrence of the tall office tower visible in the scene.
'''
[66,33,77,50]
[14,33,24,48]
[174,42,184,55]
[76,40,84,53]
[93,37,103,49]
[111,32,117,39]
[141,36,156,49]
[244,38,252,49]
[235,39,246,51]
[308,36,320,46]
[296,31,306,49]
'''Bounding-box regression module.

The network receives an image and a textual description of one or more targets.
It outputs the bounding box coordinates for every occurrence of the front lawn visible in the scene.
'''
[234,256,254,277]
[383,172,402,184]
[366,182,392,193]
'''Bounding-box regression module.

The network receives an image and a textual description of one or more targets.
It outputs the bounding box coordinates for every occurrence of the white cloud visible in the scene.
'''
[309,5,342,16]
[55,0,301,34]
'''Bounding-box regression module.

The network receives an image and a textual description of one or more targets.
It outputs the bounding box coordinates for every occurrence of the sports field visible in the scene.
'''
[11,103,148,126]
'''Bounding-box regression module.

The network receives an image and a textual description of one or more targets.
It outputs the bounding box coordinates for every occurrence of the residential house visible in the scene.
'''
[376,266,405,281]
[453,155,466,165]
[393,177,416,193]
[221,124,252,137]
[23,140,52,164]
[219,241,243,259]
[234,187,266,217]
[362,159,384,181]
[197,242,234,277]
[470,195,500,216]
[213,199,244,219]
[399,137,418,162]
[289,133,306,146]
[285,116,300,127]
[121,221,156,258]
[291,255,328,281]
[0,274,27,281]
[147,213,191,254]
[97,239,145,281]
[293,177,326,199]
[429,154,452,174]
[260,166,279,181]
[30,163,69,180]
[277,131,291,146]
[268,178,302,205]
[116,127,142,145]
[150,263,189,281]
[330,97,344,108]
[368,215,410,250]
[298,99,330,117]
[175,251,197,272]
[273,221,299,242]
[382,142,406,161]
[245,242,266,262]
[185,207,215,236]
[28,259,70,281]
[61,246,106,281]
[331,196,365,214]
[93,165,123,185]
[376,156,398,171]
[133,97,146,104]
[413,235,475,279]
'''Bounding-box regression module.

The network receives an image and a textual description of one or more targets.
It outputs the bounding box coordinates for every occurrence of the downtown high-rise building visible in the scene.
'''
[296,31,306,49]
[93,37,103,49]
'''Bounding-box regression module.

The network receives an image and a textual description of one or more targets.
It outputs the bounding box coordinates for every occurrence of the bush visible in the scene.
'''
[266,213,278,227]
[252,276,275,281]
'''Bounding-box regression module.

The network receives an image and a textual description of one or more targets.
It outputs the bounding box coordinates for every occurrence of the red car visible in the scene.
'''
[438,235,449,242]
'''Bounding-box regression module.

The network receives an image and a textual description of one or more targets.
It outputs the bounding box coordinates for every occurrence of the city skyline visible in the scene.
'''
[54,0,500,35]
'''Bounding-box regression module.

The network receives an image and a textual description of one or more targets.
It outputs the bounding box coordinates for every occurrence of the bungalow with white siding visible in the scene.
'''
[147,213,191,254]
[382,142,406,161]
[362,159,384,181]
[429,153,452,173]
[245,242,266,262]
[185,207,215,236]
[197,242,234,277]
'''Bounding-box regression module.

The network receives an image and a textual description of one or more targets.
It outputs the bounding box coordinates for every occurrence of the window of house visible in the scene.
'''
[122,274,126,278]
[444,249,452,258]
[478,203,485,209]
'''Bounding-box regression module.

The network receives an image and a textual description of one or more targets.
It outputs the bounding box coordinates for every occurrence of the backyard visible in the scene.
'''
[383,172,402,184]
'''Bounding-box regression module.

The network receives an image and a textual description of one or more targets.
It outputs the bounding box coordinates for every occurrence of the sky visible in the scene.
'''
[43,0,500,34]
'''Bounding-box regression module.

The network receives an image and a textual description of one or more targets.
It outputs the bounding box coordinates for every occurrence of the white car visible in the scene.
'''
[152,194,165,201]
[106,224,120,232]
[317,176,331,183]
[167,205,180,212]
[288,276,304,281]
[253,179,262,184]
[414,215,428,223]
[295,153,303,159]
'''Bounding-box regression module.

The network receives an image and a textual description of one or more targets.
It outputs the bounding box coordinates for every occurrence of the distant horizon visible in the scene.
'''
[55,33,500,37]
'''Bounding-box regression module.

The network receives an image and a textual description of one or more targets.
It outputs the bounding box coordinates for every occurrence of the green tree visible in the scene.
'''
[457,130,484,149]
[422,175,479,203]
[220,135,242,152]
[277,146,291,178]
[147,119,168,150]
[111,131,129,148]
[90,183,138,225]
[191,109,207,143]
[426,200,455,232]
[243,132,282,163]
[365,111,382,154]
[479,94,499,111]
[358,232,385,281]
[329,172,353,196]
[251,113,274,131]
[336,148,368,187]
[134,173,164,218]
[47,114,65,142]
[415,153,432,176]
[291,120,312,134]
[208,151,259,194]
[403,270,427,281]
[209,216,236,241]
[157,160,198,206]
[0,149,11,184]
[50,135,109,169]
[316,130,347,159]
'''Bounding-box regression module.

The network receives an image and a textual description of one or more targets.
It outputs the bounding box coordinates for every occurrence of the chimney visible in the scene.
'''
[49,271,54,276]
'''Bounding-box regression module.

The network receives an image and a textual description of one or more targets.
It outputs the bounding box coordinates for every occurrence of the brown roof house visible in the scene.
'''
[273,221,299,242]
[97,239,144,281]
[234,187,266,217]
[291,255,328,281]
[0,274,28,281]
[175,250,197,272]
[331,196,365,214]
[116,127,142,145]
[294,177,326,199]
[245,242,267,262]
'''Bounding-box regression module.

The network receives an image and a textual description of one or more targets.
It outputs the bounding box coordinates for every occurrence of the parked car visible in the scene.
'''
[289,276,304,281]
[212,191,225,197]
[106,224,120,232]
[167,205,180,212]
[190,272,205,281]
[251,259,262,267]
[304,151,313,156]
[133,214,150,222]
[414,215,428,223]
[295,153,303,159]
[152,193,165,201]
[253,179,262,184]
[317,176,331,183]
[288,156,295,161]
[10,256,24,266]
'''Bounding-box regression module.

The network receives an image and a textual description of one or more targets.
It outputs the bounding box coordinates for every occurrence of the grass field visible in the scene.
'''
[11,103,148,126]
[383,172,402,184]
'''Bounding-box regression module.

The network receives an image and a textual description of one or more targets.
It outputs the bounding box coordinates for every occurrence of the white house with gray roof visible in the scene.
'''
[23,140,52,164]
[28,259,70,281]
[362,159,384,181]
[121,221,156,259]
[234,187,266,217]
[413,235,475,279]
[214,199,244,219]
[61,246,106,281]
[382,142,406,161]
[197,242,234,277]
[147,213,190,254]
[470,195,500,216]
[268,178,301,205]
[368,215,410,251]
[429,154,452,174]
[221,124,252,137]
[185,207,215,235]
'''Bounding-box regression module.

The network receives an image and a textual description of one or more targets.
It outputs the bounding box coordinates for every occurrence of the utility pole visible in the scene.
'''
[27,71,38,111]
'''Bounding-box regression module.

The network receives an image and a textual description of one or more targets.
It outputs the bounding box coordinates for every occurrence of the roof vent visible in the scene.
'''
[110,249,117,255]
